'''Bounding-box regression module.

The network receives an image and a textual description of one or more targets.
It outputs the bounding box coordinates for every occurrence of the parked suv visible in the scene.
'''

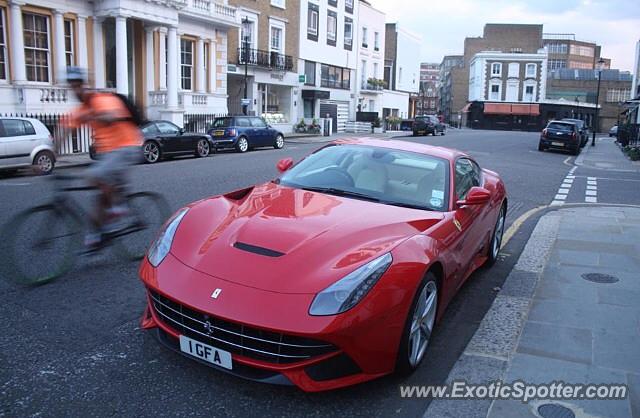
[0,117,56,175]
[413,115,445,136]
[539,121,581,155]
[208,116,285,153]
[561,118,589,147]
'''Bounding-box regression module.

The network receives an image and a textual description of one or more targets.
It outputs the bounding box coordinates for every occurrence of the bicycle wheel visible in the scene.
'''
[1,205,82,285]
[113,192,171,261]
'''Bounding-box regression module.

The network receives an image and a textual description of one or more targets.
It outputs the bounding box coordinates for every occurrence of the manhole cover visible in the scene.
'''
[581,273,619,284]
[538,403,575,418]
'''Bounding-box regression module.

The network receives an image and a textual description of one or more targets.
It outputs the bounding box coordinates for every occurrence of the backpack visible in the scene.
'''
[114,93,145,126]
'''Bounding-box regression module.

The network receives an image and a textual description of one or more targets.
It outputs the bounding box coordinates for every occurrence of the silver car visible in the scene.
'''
[0,117,56,175]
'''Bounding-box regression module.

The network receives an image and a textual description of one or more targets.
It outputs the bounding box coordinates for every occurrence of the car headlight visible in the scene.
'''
[309,253,393,316]
[147,208,189,267]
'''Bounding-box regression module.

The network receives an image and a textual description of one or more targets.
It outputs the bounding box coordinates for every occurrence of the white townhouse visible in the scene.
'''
[297,0,359,133]
[0,0,239,126]
[468,50,548,103]
[355,0,384,118]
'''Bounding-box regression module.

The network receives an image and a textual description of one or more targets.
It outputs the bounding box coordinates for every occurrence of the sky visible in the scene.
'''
[368,0,640,71]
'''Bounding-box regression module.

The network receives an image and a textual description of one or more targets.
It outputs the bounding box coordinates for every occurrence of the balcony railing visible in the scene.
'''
[361,81,384,91]
[175,0,238,23]
[238,48,294,72]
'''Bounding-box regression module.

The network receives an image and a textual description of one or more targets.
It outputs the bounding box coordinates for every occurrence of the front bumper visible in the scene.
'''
[138,253,410,392]
[210,137,238,149]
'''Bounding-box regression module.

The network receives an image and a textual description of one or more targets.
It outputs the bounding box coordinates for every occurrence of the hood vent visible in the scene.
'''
[233,242,285,258]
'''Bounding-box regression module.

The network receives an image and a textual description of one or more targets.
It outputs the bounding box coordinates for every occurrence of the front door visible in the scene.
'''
[319,103,338,133]
[156,121,187,152]
[249,117,269,146]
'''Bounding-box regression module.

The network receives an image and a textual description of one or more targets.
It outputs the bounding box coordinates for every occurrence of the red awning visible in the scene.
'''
[460,103,472,113]
[483,103,540,116]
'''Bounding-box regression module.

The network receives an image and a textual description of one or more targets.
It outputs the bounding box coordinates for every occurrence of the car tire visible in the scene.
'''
[33,151,55,175]
[235,137,249,153]
[273,134,284,149]
[572,145,581,156]
[196,139,210,158]
[486,203,506,267]
[396,272,439,375]
[538,142,546,151]
[441,129,446,136]
[143,141,161,164]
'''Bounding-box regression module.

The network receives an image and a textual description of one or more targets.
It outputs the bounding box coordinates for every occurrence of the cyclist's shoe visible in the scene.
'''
[84,232,103,250]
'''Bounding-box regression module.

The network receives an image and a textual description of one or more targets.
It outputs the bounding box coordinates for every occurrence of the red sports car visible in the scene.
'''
[139,138,507,392]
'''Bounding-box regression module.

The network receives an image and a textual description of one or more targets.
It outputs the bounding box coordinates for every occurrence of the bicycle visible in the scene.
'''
[1,172,170,285]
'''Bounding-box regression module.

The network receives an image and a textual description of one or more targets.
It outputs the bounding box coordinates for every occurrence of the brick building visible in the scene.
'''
[416,62,439,116]
[543,33,610,71]
[438,55,464,125]
[227,0,300,131]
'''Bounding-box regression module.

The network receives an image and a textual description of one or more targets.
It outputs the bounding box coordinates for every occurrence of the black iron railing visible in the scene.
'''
[238,48,294,72]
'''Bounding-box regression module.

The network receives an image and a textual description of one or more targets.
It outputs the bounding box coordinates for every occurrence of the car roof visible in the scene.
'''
[561,118,583,123]
[0,117,44,123]
[331,137,468,161]
[549,120,576,125]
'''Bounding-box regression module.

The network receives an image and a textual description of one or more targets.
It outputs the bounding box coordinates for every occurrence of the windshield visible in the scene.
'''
[211,118,233,128]
[279,145,450,211]
[548,122,574,132]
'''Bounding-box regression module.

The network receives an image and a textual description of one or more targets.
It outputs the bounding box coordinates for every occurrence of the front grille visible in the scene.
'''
[149,290,337,364]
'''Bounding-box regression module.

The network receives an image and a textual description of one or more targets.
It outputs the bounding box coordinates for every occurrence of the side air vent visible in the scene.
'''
[233,242,285,258]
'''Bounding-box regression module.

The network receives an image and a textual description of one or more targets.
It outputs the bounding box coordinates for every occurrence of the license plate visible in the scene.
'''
[214,131,225,136]
[552,142,564,147]
[179,335,233,370]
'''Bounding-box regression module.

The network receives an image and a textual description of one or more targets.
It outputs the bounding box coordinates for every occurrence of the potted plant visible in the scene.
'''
[308,119,321,134]
[373,117,383,133]
[294,118,307,133]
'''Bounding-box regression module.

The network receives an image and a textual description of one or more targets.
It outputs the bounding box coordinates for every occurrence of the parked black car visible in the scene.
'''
[412,115,446,136]
[208,116,285,153]
[89,120,214,164]
[561,118,589,147]
[539,121,581,155]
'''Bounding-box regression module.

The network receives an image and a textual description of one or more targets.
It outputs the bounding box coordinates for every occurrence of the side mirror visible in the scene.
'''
[457,186,491,207]
[276,158,294,173]
[179,128,185,135]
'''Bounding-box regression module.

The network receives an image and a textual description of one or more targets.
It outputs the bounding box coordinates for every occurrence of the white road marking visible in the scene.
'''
[550,200,565,206]
[563,179,574,184]
[586,190,597,196]
[558,188,570,194]
[585,177,597,203]
[586,185,597,190]
[554,194,568,200]
[585,197,598,203]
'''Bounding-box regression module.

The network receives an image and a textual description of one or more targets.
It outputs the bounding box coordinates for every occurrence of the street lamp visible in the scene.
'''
[241,17,251,116]
[591,58,606,146]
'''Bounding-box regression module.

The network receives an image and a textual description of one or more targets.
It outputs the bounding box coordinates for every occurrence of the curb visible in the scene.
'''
[424,211,562,418]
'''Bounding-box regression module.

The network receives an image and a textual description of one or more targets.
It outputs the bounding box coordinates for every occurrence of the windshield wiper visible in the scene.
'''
[301,186,382,202]
[380,201,435,211]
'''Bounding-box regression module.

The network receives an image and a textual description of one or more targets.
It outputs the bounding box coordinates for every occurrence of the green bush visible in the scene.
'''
[628,147,640,161]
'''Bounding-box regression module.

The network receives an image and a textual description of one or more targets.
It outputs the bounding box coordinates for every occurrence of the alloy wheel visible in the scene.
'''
[144,143,160,163]
[197,140,210,157]
[408,280,438,367]
[492,206,506,259]
[274,135,284,149]
[37,154,53,174]
[237,137,249,153]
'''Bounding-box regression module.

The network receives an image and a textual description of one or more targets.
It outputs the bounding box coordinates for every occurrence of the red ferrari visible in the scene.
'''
[139,138,507,392]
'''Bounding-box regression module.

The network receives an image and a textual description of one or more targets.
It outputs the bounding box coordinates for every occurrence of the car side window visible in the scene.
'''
[142,123,160,136]
[1,120,34,137]
[156,122,180,135]
[236,118,250,128]
[455,158,478,200]
[250,118,266,128]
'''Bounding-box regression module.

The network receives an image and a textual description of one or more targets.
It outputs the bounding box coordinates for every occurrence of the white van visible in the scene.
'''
[0,117,56,175]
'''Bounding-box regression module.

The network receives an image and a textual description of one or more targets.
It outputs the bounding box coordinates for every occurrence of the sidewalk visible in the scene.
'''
[425,206,640,418]
[576,137,640,172]
[55,153,93,170]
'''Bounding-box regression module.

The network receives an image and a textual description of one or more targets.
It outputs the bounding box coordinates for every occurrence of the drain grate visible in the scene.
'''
[537,403,575,418]
[581,273,619,284]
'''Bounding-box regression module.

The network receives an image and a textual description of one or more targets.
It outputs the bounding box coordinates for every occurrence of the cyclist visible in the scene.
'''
[65,67,143,248]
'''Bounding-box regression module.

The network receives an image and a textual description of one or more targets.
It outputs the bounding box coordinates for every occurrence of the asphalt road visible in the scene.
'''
[1,129,636,417]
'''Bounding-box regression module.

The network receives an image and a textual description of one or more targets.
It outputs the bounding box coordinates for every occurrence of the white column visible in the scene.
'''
[9,1,26,83]
[53,10,66,84]
[166,26,178,108]
[115,16,128,95]
[145,27,155,94]
[93,17,105,89]
[196,37,205,93]
[176,33,182,91]
[208,40,216,93]
[158,28,167,90]
[76,16,88,70]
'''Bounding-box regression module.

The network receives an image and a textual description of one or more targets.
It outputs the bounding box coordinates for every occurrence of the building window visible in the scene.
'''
[304,60,316,86]
[548,43,568,54]
[373,62,379,79]
[328,0,337,6]
[490,83,501,101]
[23,13,51,83]
[606,89,631,103]
[524,84,535,102]
[548,59,567,70]
[344,17,353,50]
[0,8,7,80]
[374,31,379,51]
[64,19,74,67]
[271,0,285,8]
[361,59,367,85]
[491,62,501,77]
[526,63,536,77]
[570,45,594,57]
[180,38,193,90]
[508,62,519,78]
[345,0,354,13]
[327,11,337,46]
[321,63,350,89]
[270,26,282,53]
[362,27,368,48]
[241,17,255,49]
[307,3,319,41]
[569,61,594,69]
